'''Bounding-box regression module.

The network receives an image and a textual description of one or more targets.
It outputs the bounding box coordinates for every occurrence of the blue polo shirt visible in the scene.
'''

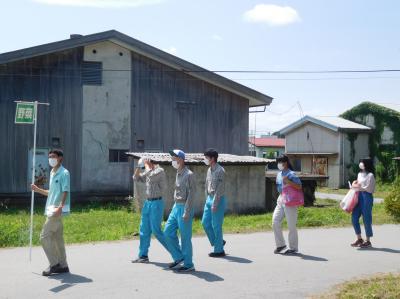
[276,169,301,194]
[45,165,71,216]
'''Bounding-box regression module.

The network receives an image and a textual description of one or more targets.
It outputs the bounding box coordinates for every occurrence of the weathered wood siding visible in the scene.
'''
[0,49,83,193]
[131,53,249,154]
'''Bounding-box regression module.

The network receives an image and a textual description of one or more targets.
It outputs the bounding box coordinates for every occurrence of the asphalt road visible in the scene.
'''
[1,225,399,299]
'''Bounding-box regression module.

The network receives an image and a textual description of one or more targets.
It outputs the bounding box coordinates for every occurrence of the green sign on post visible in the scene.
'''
[15,102,35,124]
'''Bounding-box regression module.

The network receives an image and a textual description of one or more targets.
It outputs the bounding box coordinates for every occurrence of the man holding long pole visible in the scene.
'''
[31,149,70,276]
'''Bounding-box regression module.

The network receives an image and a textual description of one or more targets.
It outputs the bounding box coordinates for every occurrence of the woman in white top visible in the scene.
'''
[351,158,376,248]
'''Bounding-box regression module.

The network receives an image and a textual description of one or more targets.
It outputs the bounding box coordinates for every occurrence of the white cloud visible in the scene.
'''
[243,4,300,26]
[163,46,177,55]
[32,0,165,8]
[211,34,223,41]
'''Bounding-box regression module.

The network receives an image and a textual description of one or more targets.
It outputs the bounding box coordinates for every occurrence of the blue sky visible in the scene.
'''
[1,0,400,134]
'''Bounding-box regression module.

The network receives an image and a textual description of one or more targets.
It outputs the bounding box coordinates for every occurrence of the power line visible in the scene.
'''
[1,73,400,81]
[2,65,400,73]
[264,103,298,115]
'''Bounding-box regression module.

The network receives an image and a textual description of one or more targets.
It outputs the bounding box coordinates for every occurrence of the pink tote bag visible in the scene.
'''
[281,185,304,207]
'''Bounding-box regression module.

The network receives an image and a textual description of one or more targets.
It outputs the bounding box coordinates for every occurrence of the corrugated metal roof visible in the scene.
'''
[248,137,285,147]
[314,116,372,130]
[126,152,273,165]
[286,152,338,156]
[277,115,371,135]
[0,30,272,107]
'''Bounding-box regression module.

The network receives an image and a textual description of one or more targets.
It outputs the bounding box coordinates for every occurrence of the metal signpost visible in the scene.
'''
[15,100,50,261]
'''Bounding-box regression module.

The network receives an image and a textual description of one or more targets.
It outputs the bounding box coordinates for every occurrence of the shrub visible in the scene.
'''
[384,178,400,220]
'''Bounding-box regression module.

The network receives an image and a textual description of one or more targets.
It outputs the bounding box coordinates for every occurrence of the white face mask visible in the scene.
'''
[172,160,179,169]
[359,162,365,170]
[277,163,284,171]
[204,158,210,166]
[49,158,58,168]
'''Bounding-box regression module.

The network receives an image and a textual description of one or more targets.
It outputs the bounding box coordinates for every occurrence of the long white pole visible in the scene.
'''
[29,101,38,262]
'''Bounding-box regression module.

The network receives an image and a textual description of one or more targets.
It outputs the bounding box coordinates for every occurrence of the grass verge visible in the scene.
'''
[312,272,400,299]
[317,183,391,199]
[0,199,397,248]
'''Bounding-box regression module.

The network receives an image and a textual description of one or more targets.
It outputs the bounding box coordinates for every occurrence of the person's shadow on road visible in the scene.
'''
[148,261,224,282]
[221,255,253,264]
[282,252,328,262]
[48,273,93,293]
[357,247,400,254]
[175,270,224,282]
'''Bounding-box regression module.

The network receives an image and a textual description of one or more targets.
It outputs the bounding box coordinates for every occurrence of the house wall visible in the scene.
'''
[0,49,83,193]
[291,155,339,188]
[1,42,255,195]
[342,132,370,184]
[355,114,394,145]
[133,163,267,216]
[130,52,249,155]
[286,123,340,153]
[284,123,371,188]
[81,41,132,192]
[327,156,341,188]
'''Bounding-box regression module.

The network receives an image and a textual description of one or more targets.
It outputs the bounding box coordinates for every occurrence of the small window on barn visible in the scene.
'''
[292,158,302,172]
[109,149,129,163]
[82,61,102,85]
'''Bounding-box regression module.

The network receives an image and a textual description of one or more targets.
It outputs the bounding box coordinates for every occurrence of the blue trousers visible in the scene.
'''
[138,199,169,258]
[164,203,194,268]
[202,195,226,253]
[352,191,374,237]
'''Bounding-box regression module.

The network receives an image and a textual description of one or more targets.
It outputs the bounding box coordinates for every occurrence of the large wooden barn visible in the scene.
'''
[0,30,272,195]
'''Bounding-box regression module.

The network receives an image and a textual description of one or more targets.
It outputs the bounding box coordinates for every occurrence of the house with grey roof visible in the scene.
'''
[0,30,272,195]
[276,115,371,188]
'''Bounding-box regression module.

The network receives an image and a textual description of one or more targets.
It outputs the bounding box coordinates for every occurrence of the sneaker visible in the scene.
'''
[175,266,195,272]
[42,264,60,276]
[360,241,372,248]
[274,245,287,254]
[283,249,297,255]
[131,256,149,263]
[351,238,364,247]
[53,265,70,274]
[209,251,226,257]
[168,259,184,269]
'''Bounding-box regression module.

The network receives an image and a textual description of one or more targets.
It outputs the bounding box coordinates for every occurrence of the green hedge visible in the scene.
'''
[384,178,400,220]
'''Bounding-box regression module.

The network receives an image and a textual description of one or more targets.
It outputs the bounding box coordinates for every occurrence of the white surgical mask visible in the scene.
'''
[277,163,284,171]
[204,158,210,166]
[359,162,365,170]
[49,158,58,168]
[172,160,179,169]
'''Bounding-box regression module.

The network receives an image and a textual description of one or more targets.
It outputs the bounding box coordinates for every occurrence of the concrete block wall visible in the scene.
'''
[133,164,267,217]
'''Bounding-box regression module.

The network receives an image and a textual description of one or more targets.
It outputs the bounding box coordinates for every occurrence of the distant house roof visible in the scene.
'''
[126,152,273,165]
[249,137,285,147]
[285,152,338,156]
[277,115,371,135]
[0,30,272,107]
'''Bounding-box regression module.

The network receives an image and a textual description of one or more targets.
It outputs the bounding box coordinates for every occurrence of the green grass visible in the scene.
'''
[317,182,392,199]
[313,273,400,299]
[0,199,397,248]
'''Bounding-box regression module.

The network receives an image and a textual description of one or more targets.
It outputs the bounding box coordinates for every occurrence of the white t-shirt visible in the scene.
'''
[357,172,375,194]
